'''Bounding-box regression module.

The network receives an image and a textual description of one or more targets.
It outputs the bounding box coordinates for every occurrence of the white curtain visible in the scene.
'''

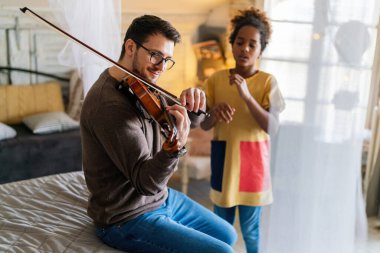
[366,103,380,217]
[48,0,121,95]
[261,0,380,252]
[365,17,380,217]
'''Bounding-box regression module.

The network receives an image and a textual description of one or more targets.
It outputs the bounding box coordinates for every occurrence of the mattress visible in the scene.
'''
[0,124,82,184]
[0,171,121,252]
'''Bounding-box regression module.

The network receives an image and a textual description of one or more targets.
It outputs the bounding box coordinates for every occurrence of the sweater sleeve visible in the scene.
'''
[92,102,178,196]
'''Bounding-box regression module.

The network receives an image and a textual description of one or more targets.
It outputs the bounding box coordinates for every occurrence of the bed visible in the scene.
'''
[0,171,122,252]
[0,124,82,184]
[0,81,83,184]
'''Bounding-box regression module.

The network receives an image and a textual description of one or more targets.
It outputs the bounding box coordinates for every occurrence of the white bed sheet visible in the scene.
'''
[0,171,122,252]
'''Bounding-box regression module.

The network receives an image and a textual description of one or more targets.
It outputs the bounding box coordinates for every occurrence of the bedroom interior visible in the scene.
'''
[0,0,380,252]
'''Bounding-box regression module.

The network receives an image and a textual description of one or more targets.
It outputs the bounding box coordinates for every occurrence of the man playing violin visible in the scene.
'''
[80,15,236,253]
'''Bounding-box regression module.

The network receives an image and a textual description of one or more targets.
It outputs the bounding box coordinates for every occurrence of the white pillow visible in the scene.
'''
[0,122,17,140]
[23,112,79,134]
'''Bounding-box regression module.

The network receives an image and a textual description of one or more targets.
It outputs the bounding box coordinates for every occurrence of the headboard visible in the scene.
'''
[0,82,65,124]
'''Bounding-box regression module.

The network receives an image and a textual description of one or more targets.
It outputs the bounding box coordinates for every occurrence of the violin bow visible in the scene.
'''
[20,7,209,117]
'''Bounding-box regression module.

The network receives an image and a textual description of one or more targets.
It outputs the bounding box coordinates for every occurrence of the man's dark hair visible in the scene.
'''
[119,15,181,60]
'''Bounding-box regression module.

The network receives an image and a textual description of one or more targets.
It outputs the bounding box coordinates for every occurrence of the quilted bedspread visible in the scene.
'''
[0,172,122,252]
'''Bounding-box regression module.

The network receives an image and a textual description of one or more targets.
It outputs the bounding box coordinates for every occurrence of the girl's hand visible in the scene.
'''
[212,102,236,124]
[229,72,252,102]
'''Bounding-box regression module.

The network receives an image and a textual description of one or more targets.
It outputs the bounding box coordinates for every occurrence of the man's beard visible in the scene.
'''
[132,59,143,78]
[132,52,159,84]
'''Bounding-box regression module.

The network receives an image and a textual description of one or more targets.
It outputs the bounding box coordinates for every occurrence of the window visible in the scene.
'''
[261,0,379,134]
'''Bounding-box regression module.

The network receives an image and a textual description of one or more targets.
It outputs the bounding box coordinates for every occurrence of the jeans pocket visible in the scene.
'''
[96,226,124,247]
[96,227,107,240]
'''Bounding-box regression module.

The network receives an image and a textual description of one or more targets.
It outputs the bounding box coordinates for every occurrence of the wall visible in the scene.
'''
[0,7,71,85]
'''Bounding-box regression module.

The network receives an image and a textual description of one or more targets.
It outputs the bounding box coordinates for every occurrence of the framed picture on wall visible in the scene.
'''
[193,40,225,81]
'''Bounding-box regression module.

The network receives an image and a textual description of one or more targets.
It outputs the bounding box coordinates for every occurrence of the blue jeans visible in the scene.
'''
[96,188,237,253]
[214,205,262,253]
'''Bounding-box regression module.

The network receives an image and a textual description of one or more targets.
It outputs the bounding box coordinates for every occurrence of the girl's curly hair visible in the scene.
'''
[229,7,272,52]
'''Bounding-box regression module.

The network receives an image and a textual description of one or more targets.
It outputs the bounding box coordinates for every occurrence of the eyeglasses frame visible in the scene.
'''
[133,39,176,70]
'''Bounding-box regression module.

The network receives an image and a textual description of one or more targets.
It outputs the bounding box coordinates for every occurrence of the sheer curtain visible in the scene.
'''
[262,0,380,252]
[365,19,380,217]
[48,0,121,95]
[365,101,380,217]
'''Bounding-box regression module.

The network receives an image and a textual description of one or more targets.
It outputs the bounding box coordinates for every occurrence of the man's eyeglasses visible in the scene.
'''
[133,40,175,70]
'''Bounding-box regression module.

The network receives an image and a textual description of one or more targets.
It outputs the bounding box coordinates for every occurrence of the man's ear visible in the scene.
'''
[124,39,136,57]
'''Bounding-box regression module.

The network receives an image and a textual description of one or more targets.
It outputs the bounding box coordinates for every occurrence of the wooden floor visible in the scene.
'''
[168,175,380,253]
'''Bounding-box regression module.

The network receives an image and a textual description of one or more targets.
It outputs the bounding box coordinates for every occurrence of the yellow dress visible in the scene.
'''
[204,69,285,207]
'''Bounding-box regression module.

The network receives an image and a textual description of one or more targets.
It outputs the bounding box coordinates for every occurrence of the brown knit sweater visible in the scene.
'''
[80,69,197,227]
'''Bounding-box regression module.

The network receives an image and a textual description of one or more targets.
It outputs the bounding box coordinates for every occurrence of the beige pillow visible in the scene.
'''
[23,112,79,134]
[0,122,17,140]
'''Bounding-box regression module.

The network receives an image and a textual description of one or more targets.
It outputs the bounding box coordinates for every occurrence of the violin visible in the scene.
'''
[119,75,179,152]
[20,7,208,153]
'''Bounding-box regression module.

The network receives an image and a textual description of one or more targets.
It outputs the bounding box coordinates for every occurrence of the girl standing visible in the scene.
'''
[201,7,285,253]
